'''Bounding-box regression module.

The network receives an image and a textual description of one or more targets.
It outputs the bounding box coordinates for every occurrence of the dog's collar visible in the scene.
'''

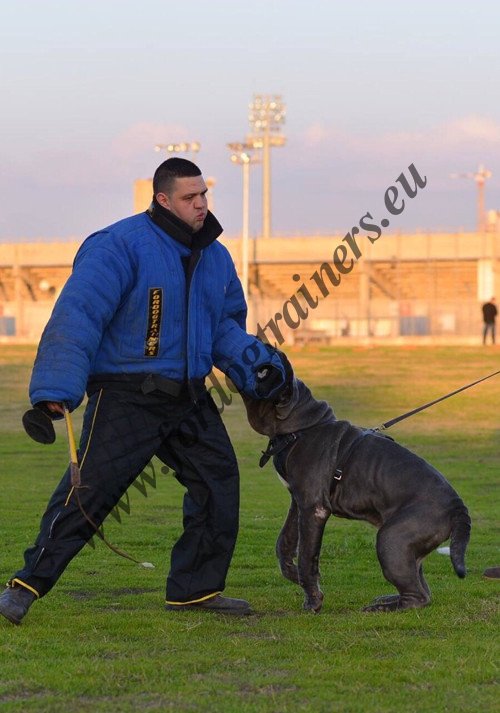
[259,432,299,468]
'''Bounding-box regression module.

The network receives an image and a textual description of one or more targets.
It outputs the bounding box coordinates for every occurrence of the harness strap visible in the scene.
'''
[333,429,372,481]
[259,432,298,468]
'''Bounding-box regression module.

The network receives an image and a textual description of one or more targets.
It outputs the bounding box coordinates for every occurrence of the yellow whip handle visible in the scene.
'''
[62,405,154,569]
[63,406,81,487]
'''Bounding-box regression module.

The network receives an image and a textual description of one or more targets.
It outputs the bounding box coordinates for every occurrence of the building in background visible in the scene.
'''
[1,230,499,344]
[133,179,153,214]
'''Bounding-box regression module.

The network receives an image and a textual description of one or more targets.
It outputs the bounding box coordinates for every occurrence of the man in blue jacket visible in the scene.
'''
[0,158,286,624]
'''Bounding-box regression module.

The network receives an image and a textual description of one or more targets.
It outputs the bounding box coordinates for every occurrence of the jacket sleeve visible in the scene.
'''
[212,260,286,399]
[29,231,134,411]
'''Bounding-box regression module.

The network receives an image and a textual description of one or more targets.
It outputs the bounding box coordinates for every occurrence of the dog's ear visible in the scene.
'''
[275,376,300,420]
[273,350,293,393]
[270,350,297,416]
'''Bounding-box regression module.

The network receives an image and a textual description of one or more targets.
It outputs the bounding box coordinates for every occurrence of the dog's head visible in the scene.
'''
[241,350,293,437]
[241,350,335,437]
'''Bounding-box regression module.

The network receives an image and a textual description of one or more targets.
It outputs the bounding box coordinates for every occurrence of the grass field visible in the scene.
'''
[0,344,498,712]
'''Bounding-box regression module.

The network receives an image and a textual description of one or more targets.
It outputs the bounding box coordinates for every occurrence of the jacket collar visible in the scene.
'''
[147,196,223,249]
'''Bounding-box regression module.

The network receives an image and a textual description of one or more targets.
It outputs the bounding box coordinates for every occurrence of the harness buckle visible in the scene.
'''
[334,468,343,481]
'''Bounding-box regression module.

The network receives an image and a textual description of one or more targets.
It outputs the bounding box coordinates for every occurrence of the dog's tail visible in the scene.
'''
[449,502,471,578]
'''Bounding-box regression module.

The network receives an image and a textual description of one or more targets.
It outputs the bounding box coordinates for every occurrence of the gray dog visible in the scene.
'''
[241,356,471,613]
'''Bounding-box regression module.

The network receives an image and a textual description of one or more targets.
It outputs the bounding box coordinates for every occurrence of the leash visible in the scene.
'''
[374,369,500,432]
[334,369,500,485]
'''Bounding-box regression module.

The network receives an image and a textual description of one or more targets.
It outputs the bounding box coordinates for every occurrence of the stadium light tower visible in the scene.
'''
[227,142,260,299]
[154,141,201,161]
[450,164,492,232]
[247,95,286,239]
[205,176,216,212]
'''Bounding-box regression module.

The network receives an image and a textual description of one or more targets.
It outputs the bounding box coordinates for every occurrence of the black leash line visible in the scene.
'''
[374,369,500,432]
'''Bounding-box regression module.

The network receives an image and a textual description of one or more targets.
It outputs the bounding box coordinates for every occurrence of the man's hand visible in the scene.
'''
[45,402,65,416]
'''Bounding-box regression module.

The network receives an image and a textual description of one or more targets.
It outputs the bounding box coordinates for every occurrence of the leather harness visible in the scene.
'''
[259,428,391,483]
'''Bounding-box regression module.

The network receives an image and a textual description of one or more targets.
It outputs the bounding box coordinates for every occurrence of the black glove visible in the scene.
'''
[22,407,56,444]
[254,364,286,400]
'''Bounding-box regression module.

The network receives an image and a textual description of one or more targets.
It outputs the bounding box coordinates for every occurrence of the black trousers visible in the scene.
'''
[483,322,496,344]
[11,385,240,602]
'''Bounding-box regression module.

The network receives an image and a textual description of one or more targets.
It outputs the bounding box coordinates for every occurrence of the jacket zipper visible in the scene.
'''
[186,249,202,404]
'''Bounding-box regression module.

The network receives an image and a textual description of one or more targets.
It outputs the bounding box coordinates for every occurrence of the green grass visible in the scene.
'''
[0,344,499,712]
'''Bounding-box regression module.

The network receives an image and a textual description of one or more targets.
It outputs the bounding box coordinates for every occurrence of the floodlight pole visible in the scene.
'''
[242,158,250,300]
[227,143,260,300]
[262,123,271,242]
[248,94,286,239]
[205,176,216,212]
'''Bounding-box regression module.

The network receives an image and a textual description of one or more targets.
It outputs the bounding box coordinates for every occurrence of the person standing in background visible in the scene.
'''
[482,297,497,345]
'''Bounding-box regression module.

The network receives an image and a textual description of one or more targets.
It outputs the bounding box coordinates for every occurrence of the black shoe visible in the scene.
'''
[165,594,252,615]
[0,586,37,625]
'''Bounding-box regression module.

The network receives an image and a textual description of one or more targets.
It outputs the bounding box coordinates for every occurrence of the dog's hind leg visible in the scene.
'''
[364,521,431,612]
[370,564,430,607]
[297,504,330,613]
[276,496,300,584]
[418,562,431,600]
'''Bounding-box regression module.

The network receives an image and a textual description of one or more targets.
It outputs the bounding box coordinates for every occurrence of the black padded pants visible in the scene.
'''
[11,385,240,603]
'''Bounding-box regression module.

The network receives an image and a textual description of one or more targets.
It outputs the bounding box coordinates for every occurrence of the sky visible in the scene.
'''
[1,0,500,242]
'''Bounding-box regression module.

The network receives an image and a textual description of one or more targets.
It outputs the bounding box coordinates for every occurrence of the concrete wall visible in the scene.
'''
[1,231,498,342]
[2,231,499,267]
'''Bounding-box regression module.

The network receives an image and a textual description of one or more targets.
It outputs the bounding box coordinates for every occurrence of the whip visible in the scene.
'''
[22,404,155,570]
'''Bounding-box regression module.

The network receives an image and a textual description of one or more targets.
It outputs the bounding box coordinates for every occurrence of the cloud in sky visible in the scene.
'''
[301,115,500,164]
[2,114,500,240]
[269,114,500,234]
[110,122,191,161]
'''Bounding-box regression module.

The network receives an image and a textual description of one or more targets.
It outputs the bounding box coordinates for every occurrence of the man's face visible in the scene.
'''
[157,175,208,232]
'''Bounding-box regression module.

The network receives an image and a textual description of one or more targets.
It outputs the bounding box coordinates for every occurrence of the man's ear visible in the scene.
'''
[156,192,170,210]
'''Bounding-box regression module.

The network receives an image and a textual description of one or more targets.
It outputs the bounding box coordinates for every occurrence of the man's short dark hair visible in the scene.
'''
[153,158,202,196]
